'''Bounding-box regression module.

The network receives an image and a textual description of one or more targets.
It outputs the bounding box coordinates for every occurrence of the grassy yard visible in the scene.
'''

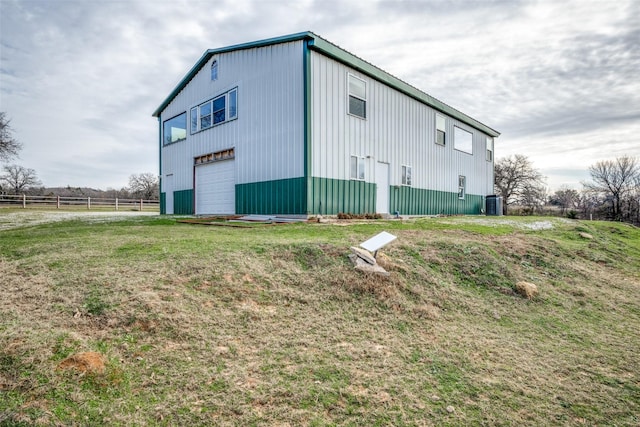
[0,213,638,426]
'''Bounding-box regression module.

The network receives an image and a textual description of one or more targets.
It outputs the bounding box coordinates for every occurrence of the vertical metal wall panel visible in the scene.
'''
[159,41,305,197]
[309,51,493,214]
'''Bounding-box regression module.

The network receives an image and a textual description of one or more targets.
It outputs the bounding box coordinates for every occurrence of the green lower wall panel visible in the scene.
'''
[309,177,376,215]
[160,192,166,215]
[236,177,306,215]
[191,176,483,216]
[390,186,484,215]
[174,189,194,215]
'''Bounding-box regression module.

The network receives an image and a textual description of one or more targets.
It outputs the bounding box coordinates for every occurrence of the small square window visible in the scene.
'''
[350,155,365,180]
[486,137,494,162]
[458,175,466,199]
[454,126,473,155]
[436,114,446,146]
[348,74,366,119]
[402,165,412,186]
[200,102,212,129]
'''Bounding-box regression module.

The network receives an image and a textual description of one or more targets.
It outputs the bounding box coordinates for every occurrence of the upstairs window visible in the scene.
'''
[190,88,238,134]
[486,137,494,161]
[350,155,365,180]
[163,112,187,145]
[454,126,473,155]
[211,60,218,81]
[228,88,237,119]
[458,175,466,199]
[348,74,366,119]
[402,165,412,186]
[436,114,446,146]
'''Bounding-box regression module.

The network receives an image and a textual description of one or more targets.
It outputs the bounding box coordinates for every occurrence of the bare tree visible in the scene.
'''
[494,155,545,215]
[583,156,639,221]
[549,185,580,215]
[0,164,42,194]
[0,112,22,162]
[518,183,548,215]
[128,173,159,200]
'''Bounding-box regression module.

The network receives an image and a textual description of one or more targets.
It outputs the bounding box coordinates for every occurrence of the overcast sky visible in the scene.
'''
[1,0,638,191]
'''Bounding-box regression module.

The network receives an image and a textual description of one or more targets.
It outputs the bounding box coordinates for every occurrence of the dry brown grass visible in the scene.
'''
[0,215,639,426]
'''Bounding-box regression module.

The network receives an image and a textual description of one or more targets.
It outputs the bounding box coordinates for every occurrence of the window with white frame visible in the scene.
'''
[163,112,187,145]
[350,155,365,180]
[458,175,466,199]
[454,126,473,154]
[486,137,493,161]
[348,74,366,119]
[190,88,238,134]
[401,165,412,186]
[436,114,446,146]
[211,60,218,81]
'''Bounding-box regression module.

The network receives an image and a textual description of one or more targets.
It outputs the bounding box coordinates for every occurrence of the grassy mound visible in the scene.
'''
[0,214,638,426]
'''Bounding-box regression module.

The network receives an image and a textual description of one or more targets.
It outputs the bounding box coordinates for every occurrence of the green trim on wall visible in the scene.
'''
[303,39,312,214]
[236,178,306,215]
[390,186,484,216]
[158,117,162,203]
[160,192,166,215]
[174,189,194,215]
[309,177,377,215]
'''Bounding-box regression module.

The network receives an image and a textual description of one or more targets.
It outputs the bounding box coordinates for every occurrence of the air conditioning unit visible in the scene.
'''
[486,195,503,216]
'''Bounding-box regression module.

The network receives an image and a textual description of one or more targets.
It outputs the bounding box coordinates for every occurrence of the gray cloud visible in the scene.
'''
[0,0,638,191]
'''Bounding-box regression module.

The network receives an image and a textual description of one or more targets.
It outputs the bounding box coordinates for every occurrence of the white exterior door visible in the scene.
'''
[376,162,390,214]
[164,174,174,214]
[195,160,235,215]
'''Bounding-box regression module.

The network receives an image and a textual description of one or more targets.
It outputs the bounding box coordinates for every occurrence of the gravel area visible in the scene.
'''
[0,210,159,230]
[440,216,576,230]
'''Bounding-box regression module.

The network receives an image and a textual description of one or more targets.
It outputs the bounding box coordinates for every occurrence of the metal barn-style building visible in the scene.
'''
[153,32,500,216]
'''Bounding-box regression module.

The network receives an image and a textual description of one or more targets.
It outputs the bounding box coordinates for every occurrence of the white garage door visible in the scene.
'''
[195,160,235,215]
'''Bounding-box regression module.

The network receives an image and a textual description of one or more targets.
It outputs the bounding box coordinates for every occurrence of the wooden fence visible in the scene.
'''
[0,194,159,211]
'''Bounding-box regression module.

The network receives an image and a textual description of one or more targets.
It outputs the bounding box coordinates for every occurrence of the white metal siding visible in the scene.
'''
[195,160,235,215]
[310,52,493,196]
[160,41,305,194]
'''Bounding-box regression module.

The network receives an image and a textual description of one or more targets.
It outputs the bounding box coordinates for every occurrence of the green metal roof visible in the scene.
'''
[152,31,500,138]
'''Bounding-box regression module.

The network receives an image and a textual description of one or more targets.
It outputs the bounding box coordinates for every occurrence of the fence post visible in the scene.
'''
[88,196,91,210]
[22,194,26,208]
[139,199,143,211]
[57,195,60,209]
[115,197,119,211]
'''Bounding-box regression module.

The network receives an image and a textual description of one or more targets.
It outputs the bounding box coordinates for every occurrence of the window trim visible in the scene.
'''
[162,112,187,146]
[190,87,238,134]
[347,73,367,119]
[401,165,412,186]
[350,155,366,181]
[458,175,466,200]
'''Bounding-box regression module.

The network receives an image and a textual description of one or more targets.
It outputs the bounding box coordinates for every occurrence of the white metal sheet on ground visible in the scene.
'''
[360,231,397,252]
[195,160,235,215]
